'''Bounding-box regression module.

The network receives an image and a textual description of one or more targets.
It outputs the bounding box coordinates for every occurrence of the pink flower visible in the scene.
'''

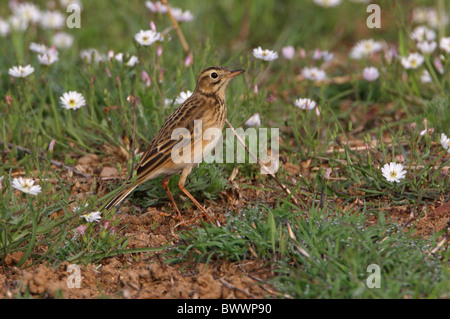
[282,46,295,60]
[299,48,306,58]
[184,53,193,67]
[324,168,332,179]
[311,49,333,62]
[141,70,151,88]
[5,94,12,105]
[49,139,56,151]
[419,118,433,136]
[315,106,320,116]
[76,224,87,235]
[434,57,444,74]
[362,67,379,81]
[384,47,398,64]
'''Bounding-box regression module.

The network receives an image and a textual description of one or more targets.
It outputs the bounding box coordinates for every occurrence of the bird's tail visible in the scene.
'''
[103,184,139,212]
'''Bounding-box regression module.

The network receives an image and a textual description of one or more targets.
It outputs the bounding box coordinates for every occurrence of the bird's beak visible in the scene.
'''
[225,69,245,79]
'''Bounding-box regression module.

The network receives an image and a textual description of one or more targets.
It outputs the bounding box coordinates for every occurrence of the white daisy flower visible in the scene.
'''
[134,29,162,46]
[171,8,194,22]
[12,177,42,195]
[114,53,139,67]
[52,32,74,49]
[252,47,279,61]
[294,98,317,110]
[362,66,380,81]
[29,42,48,54]
[73,203,88,213]
[400,52,424,69]
[425,9,449,29]
[145,1,167,13]
[13,2,42,24]
[412,7,429,24]
[164,98,174,107]
[126,55,139,67]
[60,91,86,110]
[381,162,407,183]
[81,211,102,223]
[440,133,450,153]
[244,113,261,127]
[350,39,383,59]
[80,48,106,64]
[40,10,65,29]
[301,67,327,81]
[417,41,436,54]
[145,1,168,13]
[113,52,124,62]
[420,70,432,83]
[312,49,334,62]
[175,90,193,104]
[8,65,35,78]
[9,15,28,31]
[440,37,450,54]
[410,26,436,42]
[0,18,10,37]
[38,50,59,65]
[313,0,342,7]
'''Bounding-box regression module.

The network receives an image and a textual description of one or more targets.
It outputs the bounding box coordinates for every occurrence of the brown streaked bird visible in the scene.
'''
[103,66,244,221]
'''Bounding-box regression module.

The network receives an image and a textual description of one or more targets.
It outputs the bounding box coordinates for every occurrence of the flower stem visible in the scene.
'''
[48,87,61,135]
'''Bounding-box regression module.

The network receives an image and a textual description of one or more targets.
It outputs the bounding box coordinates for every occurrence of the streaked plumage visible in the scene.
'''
[103,66,244,221]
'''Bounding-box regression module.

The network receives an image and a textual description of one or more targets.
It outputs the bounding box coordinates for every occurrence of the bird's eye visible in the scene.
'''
[211,72,218,79]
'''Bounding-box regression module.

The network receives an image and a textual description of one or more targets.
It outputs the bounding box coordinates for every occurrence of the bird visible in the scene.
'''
[103,66,244,222]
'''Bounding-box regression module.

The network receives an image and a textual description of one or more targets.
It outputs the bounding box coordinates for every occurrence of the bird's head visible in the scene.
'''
[195,66,244,98]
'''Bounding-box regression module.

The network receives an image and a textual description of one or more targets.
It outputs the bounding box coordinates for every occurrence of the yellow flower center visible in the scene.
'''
[390,172,397,178]
[69,99,75,107]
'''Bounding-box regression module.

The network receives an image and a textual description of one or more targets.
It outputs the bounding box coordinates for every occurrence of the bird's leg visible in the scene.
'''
[177,167,215,224]
[161,176,182,221]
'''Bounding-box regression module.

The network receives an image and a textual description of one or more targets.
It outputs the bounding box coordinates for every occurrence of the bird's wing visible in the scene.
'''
[134,96,206,181]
